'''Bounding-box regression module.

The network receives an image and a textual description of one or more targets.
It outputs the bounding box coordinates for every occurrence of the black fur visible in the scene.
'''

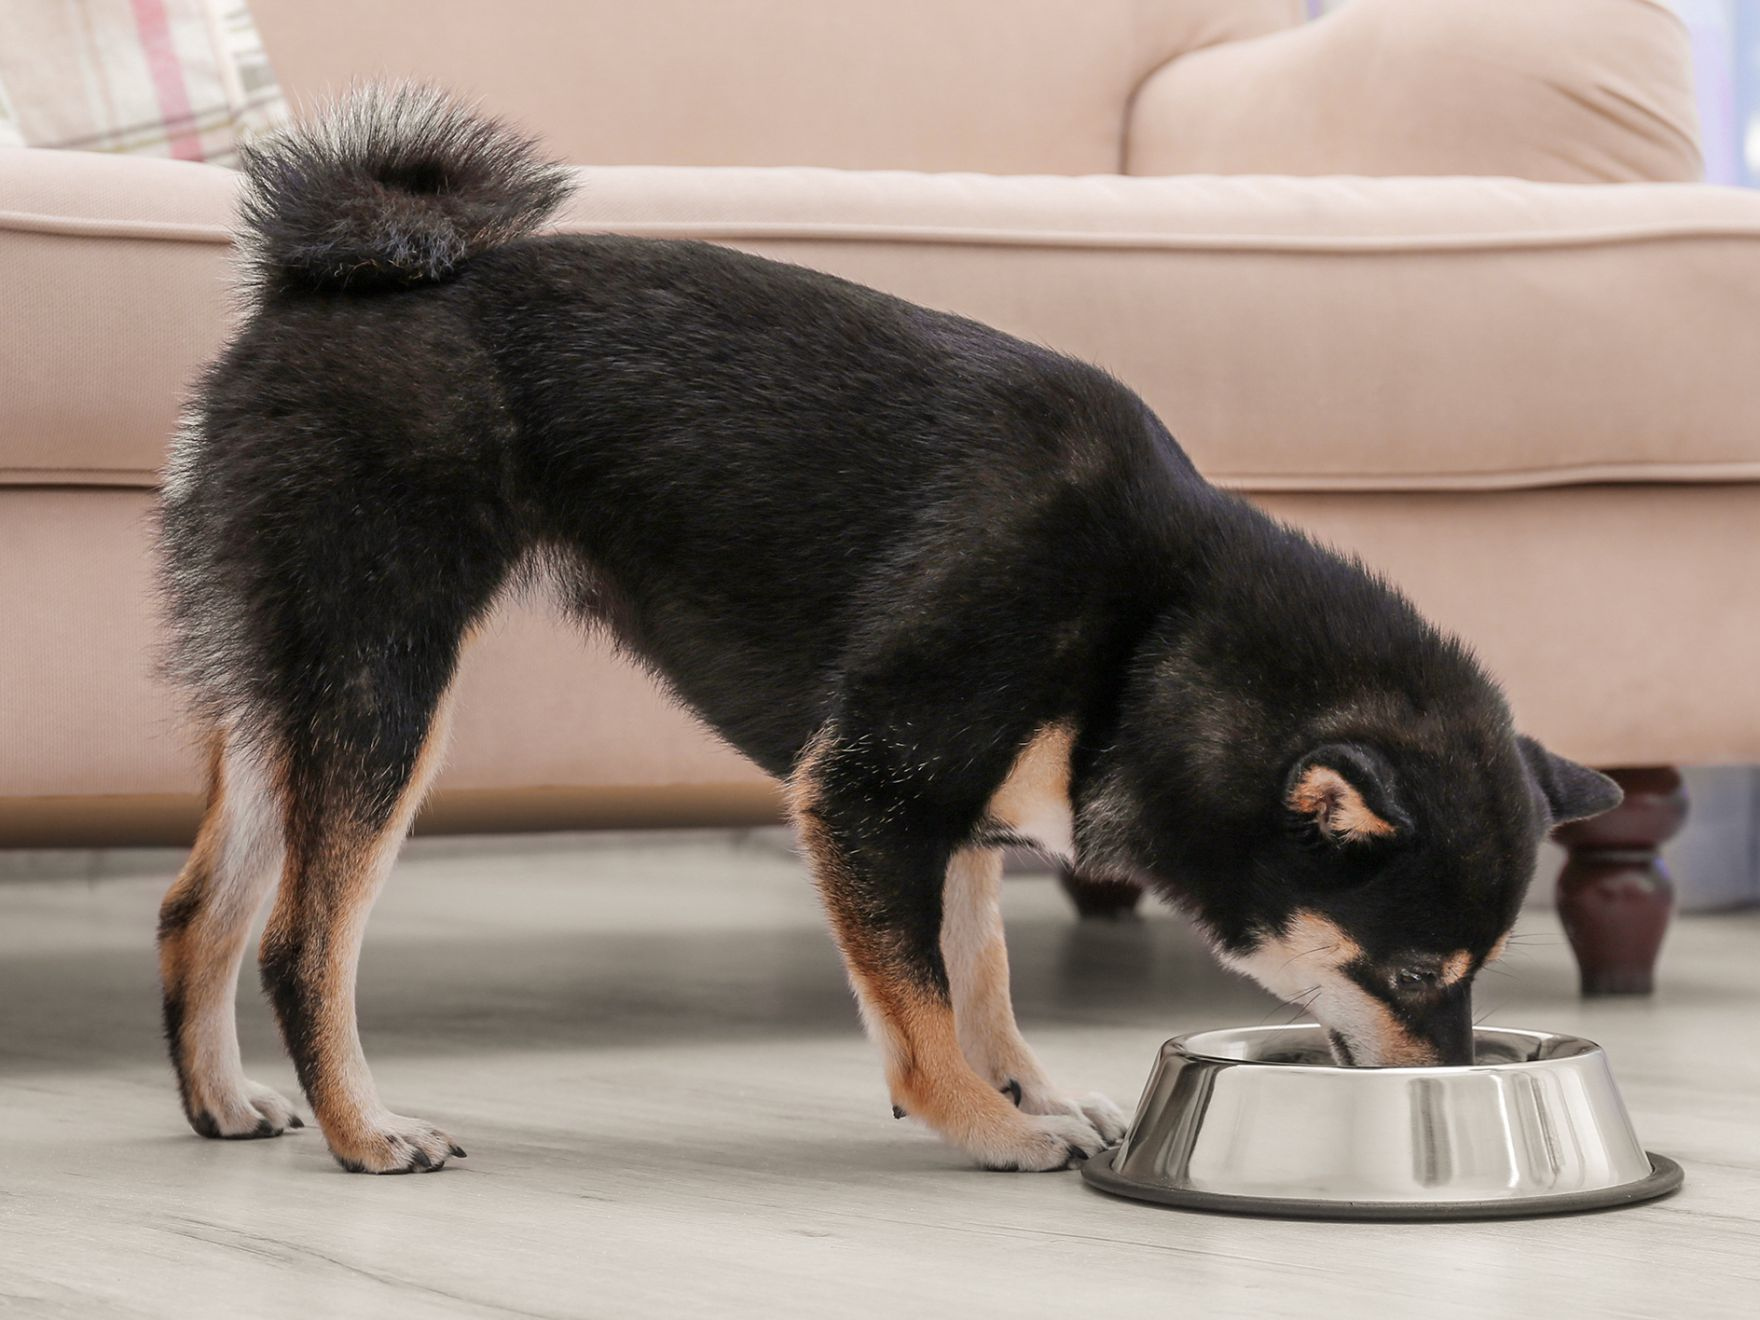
[257,933,322,1100]
[159,89,1618,1098]
[160,987,193,1114]
[1518,735,1624,824]
[155,887,202,940]
[235,84,572,293]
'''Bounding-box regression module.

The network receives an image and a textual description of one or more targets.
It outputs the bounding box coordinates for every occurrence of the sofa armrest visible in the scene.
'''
[1125,0,1702,184]
[0,149,236,482]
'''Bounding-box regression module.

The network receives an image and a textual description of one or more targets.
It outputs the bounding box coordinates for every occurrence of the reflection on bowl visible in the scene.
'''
[1082,1024,1681,1220]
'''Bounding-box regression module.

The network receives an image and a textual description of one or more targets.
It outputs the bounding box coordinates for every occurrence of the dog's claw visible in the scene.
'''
[330,1115,459,1173]
[892,1104,907,1120]
[449,1144,467,1159]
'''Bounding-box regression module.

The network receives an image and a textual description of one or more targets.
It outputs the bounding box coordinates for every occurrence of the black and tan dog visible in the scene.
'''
[156,88,1620,1174]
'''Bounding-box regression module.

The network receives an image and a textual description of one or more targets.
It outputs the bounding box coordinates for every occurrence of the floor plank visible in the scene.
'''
[1,830,1755,1318]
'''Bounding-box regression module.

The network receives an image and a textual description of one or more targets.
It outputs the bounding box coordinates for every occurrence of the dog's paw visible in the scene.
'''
[330,1114,466,1174]
[1008,1080,1129,1146]
[973,1112,1106,1172]
[186,1078,304,1139]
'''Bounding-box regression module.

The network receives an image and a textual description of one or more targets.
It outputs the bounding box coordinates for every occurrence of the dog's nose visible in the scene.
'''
[1417,989,1476,1066]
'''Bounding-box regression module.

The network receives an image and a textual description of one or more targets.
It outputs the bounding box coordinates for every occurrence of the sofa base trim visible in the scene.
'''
[0,783,786,848]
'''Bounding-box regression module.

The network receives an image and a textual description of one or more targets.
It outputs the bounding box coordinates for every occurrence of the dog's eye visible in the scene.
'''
[1394,968,1440,992]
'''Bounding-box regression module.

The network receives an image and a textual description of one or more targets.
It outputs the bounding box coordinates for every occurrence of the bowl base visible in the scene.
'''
[1079,1149,1683,1221]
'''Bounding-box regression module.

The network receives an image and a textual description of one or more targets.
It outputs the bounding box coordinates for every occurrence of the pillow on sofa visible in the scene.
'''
[0,0,286,163]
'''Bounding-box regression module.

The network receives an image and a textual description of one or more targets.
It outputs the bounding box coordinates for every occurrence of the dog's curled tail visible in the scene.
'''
[236,84,573,293]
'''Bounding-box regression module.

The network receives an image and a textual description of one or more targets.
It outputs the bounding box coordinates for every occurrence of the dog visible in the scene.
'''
[155,87,1621,1174]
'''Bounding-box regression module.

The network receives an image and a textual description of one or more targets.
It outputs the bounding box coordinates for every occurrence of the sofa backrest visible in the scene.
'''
[1127,0,1703,184]
[249,0,1305,173]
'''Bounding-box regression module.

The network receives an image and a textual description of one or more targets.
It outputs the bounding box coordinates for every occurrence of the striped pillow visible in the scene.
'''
[0,0,287,163]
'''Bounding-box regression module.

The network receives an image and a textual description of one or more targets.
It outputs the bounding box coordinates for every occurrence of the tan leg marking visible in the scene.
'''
[941,849,1034,1087]
[790,734,1105,1170]
[1215,910,1436,1066]
[940,849,1127,1142]
[262,686,462,1172]
[159,729,301,1136]
[987,723,1075,861]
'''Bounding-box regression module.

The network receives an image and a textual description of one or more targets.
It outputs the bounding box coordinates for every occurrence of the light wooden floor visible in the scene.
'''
[2,830,1756,1319]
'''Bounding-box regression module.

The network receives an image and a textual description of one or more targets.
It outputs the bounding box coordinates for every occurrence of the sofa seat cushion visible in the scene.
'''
[6,148,1760,492]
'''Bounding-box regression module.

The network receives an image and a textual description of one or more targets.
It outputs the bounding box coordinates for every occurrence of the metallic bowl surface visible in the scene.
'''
[1088,1025,1678,1216]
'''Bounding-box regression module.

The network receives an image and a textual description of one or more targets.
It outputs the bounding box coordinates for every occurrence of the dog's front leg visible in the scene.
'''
[792,746,1106,1171]
[941,850,1127,1144]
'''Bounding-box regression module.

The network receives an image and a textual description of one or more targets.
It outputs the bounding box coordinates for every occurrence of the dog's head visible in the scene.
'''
[1077,534,1622,1067]
[1207,735,1618,1065]
[1089,709,1619,1066]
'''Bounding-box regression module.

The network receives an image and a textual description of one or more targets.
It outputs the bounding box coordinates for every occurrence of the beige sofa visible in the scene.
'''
[3,0,1756,968]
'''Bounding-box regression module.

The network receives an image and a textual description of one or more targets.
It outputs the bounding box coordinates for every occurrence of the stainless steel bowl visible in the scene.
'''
[1082,1024,1681,1220]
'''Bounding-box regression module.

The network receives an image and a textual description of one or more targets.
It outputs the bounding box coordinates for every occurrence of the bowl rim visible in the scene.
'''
[1168,1022,1605,1075]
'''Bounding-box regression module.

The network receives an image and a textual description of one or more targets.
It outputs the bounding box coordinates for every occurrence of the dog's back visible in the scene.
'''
[165,88,1201,779]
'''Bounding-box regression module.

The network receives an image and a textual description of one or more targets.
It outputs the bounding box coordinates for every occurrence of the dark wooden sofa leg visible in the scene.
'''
[1552,767,1687,996]
[1059,867,1143,919]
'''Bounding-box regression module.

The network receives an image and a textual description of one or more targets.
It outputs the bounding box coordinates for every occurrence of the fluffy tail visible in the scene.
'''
[236,84,573,293]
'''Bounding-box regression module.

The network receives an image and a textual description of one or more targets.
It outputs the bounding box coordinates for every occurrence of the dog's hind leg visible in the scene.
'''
[259,678,465,1174]
[941,849,1126,1144]
[159,727,301,1138]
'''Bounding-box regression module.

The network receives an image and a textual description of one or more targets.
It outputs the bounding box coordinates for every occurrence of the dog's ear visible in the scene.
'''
[1517,736,1622,826]
[1284,744,1410,845]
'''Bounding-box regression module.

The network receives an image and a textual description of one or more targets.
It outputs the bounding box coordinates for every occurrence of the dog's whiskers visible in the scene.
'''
[1274,942,1339,975]
[1272,985,1324,1026]
[1257,983,1321,1026]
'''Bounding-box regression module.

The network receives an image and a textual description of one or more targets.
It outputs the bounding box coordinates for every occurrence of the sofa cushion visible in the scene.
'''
[5,148,1760,491]
[1128,0,1702,185]
[247,0,1305,175]
[0,0,287,163]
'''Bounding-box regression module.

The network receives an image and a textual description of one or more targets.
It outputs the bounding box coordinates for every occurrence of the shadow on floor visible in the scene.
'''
[1,896,1282,1076]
